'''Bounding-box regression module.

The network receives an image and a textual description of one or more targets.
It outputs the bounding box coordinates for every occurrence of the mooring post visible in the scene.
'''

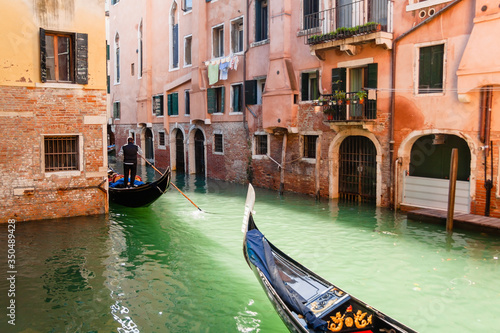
[447,148,458,232]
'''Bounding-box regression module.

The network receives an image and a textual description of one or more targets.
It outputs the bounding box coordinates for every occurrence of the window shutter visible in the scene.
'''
[40,28,47,83]
[167,94,173,115]
[366,63,378,89]
[234,86,240,111]
[75,33,88,84]
[331,68,346,92]
[207,88,215,114]
[245,80,257,105]
[172,93,178,115]
[315,69,320,98]
[301,73,309,101]
[221,87,225,113]
[431,45,444,90]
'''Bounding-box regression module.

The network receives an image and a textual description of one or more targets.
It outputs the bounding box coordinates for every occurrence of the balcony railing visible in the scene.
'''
[318,91,377,122]
[304,0,393,45]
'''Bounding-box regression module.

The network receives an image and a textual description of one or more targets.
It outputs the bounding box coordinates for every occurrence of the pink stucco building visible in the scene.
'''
[108,0,500,216]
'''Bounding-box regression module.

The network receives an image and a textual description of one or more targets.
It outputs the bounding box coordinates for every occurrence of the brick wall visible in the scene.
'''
[0,86,108,222]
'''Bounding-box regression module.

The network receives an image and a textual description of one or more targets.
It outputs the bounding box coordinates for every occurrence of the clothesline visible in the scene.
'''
[206,54,240,85]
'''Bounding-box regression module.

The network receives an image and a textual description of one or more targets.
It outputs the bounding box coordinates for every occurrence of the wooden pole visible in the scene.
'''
[279,134,287,195]
[446,148,458,232]
[315,137,321,200]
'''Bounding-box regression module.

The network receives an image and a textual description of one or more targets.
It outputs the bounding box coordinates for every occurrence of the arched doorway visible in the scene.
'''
[145,128,154,162]
[403,134,471,212]
[194,129,205,175]
[175,130,185,173]
[339,136,377,203]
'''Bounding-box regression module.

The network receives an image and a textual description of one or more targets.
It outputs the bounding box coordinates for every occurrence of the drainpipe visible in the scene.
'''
[243,0,252,183]
[389,0,463,208]
[481,86,493,215]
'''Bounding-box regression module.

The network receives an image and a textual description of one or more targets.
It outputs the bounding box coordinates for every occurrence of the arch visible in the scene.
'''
[187,126,207,175]
[328,129,383,206]
[169,126,186,172]
[396,129,478,210]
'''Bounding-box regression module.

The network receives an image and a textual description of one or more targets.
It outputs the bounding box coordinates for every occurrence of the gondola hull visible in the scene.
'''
[242,184,417,333]
[109,167,171,207]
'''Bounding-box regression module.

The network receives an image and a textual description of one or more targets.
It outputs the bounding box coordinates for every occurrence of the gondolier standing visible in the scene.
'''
[118,137,144,187]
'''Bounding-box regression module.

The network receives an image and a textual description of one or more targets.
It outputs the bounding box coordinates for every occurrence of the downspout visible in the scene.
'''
[389,0,463,208]
[243,0,253,183]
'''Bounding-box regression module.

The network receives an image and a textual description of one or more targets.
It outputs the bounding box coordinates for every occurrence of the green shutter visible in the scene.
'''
[331,68,346,92]
[419,46,431,93]
[366,63,378,89]
[207,88,215,114]
[245,80,257,105]
[220,87,225,113]
[234,86,240,111]
[40,28,47,83]
[173,93,178,115]
[75,33,88,84]
[167,94,173,115]
[301,73,309,101]
[431,45,444,90]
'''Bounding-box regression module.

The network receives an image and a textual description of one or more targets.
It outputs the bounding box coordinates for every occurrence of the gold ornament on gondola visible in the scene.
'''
[327,305,372,332]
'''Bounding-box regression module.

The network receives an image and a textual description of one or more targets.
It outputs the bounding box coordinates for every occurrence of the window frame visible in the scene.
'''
[153,94,164,117]
[207,86,225,114]
[43,135,82,175]
[185,89,191,115]
[212,24,225,59]
[255,0,269,42]
[301,71,319,102]
[158,130,167,150]
[113,101,121,119]
[214,132,224,155]
[167,92,179,116]
[231,83,244,113]
[253,133,269,158]
[184,35,193,67]
[301,133,320,162]
[231,17,244,54]
[416,41,446,95]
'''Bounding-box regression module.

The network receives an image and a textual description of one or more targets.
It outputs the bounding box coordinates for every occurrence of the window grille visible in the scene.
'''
[44,136,79,172]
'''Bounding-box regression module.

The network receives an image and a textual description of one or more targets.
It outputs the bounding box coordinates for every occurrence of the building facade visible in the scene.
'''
[0,0,108,222]
[109,0,500,216]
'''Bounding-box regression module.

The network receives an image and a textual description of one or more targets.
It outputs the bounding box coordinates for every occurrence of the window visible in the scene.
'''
[303,0,320,30]
[44,136,79,172]
[153,95,164,116]
[139,21,143,77]
[256,0,268,42]
[245,78,266,105]
[113,101,121,119]
[232,84,243,112]
[40,29,88,84]
[418,44,444,94]
[301,71,319,101]
[303,135,318,159]
[207,87,225,114]
[159,131,166,147]
[213,25,224,58]
[131,63,135,76]
[185,90,190,115]
[183,0,192,11]
[257,79,266,105]
[185,36,192,66]
[214,134,224,153]
[115,33,120,83]
[231,18,244,53]
[171,4,179,69]
[112,0,120,4]
[167,93,179,116]
[254,134,268,155]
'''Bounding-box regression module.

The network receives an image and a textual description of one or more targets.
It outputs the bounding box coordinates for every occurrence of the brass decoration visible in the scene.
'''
[327,305,373,332]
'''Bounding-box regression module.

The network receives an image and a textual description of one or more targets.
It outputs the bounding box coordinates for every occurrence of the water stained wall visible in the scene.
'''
[35,0,75,28]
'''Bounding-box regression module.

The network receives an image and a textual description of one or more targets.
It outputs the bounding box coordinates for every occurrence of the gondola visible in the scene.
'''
[109,166,171,207]
[242,184,418,333]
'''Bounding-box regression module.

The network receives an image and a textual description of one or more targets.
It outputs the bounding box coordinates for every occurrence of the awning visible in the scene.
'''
[457,14,500,93]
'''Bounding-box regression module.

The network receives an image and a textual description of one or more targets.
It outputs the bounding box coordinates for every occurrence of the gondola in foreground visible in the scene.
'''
[109,166,171,208]
[242,184,417,333]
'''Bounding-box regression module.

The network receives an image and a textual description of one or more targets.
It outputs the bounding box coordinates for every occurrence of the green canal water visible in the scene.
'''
[1,167,500,332]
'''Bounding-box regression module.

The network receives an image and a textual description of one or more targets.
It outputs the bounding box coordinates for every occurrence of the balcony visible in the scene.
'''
[317,90,377,124]
[304,0,394,55]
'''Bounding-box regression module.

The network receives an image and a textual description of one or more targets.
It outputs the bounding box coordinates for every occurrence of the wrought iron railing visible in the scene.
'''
[304,0,393,45]
[319,91,377,122]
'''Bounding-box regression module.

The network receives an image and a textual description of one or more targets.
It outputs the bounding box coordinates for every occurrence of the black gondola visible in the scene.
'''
[109,167,171,207]
[242,184,418,333]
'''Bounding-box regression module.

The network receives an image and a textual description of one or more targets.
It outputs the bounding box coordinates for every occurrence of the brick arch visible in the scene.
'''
[328,129,383,206]
[169,125,186,172]
[187,125,207,175]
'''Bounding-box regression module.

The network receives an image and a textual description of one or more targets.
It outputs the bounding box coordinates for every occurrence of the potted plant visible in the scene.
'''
[355,90,367,104]
[333,90,346,105]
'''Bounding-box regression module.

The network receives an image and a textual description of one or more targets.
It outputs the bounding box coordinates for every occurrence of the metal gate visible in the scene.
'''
[339,136,377,203]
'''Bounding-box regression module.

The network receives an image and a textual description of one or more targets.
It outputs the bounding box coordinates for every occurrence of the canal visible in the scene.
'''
[1,166,499,332]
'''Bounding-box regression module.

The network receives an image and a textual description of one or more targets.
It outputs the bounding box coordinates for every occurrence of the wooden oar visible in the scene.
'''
[139,155,203,212]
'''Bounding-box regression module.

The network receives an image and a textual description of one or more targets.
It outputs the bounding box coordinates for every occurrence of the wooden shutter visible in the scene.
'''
[172,93,178,115]
[167,94,173,115]
[315,69,320,98]
[245,80,257,105]
[40,28,47,83]
[75,33,88,84]
[366,63,378,89]
[331,68,346,92]
[220,87,225,113]
[207,88,216,114]
[431,45,444,90]
[301,73,309,101]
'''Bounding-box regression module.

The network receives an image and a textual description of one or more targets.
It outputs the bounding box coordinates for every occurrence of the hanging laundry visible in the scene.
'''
[219,61,230,80]
[208,63,219,85]
[229,54,239,71]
